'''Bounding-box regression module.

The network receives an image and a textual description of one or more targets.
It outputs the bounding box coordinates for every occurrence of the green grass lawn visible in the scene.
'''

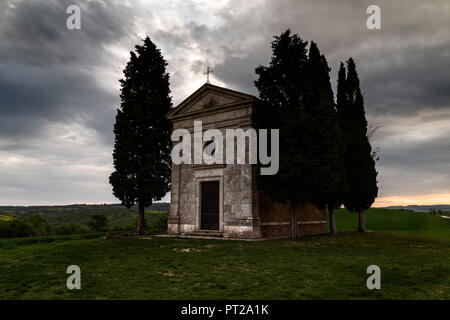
[0,209,449,300]
[331,208,450,238]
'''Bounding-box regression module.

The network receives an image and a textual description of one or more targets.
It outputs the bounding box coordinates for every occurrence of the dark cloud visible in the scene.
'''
[0,63,116,142]
[0,0,449,204]
[206,0,450,118]
[0,0,135,145]
[213,55,260,95]
[382,136,450,170]
[358,42,450,116]
[0,0,134,66]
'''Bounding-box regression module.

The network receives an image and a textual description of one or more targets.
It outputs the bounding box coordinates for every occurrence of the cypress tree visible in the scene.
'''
[253,30,309,237]
[336,58,378,232]
[109,37,172,235]
[303,42,345,235]
[254,32,345,236]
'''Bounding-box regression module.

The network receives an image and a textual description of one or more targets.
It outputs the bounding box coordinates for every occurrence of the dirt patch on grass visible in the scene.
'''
[172,248,202,253]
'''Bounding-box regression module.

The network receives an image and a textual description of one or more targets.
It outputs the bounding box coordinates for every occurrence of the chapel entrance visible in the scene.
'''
[200,181,220,230]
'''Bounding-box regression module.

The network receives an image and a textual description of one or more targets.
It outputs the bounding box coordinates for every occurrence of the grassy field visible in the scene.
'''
[0,214,15,222]
[332,208,450,238]
[0,208,449,300]
[0,203,169,229]
[0,204,170,237]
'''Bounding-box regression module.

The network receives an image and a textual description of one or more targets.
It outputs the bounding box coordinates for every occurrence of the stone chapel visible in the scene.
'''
[166,83,328,239]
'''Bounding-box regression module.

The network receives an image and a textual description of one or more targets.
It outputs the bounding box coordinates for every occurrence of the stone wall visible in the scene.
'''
[167,84,328,239]
[258,193,328,238]
[168,96,261,238]
[296,203,328,236]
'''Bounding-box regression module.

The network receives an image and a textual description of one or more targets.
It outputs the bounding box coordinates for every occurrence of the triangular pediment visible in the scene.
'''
[166,83,256,119]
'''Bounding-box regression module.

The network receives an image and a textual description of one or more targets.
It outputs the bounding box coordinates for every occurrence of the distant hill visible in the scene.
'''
[0,203,170,214]
[381,205,450,212]
[0,203,171,238]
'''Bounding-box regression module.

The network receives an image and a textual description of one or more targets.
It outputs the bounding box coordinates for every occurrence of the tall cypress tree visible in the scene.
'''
[109,37,172,235]
[303,42,345,235]
[254,30,309,237]
[336,58,378,232]
[254,32,345,236]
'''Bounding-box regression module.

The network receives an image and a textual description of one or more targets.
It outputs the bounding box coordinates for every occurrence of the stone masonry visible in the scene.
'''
[166,83,328,239]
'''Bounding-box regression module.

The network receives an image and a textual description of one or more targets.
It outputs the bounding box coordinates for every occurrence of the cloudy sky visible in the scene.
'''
[0,0,449,206]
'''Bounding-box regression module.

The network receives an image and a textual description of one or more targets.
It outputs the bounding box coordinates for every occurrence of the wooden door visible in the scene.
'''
[201,181,220,230]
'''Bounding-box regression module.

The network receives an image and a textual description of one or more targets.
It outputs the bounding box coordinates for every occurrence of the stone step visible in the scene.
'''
[189,230,224,238]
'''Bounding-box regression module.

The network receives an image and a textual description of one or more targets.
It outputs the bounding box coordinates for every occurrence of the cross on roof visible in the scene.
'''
[203,66,213,83]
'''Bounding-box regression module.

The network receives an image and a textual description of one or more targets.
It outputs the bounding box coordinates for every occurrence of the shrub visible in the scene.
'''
[0,220,35,238]
[23,215,51,236]
[88,214,109,232]
[149,215,168,233]
[153,215,168,230]
[53,223,90,235]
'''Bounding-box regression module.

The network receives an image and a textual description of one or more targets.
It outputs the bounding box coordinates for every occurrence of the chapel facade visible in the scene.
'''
[166,83,328,239]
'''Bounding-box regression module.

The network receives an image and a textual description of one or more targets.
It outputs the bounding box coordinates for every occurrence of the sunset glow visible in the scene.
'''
[374,192,450,207]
